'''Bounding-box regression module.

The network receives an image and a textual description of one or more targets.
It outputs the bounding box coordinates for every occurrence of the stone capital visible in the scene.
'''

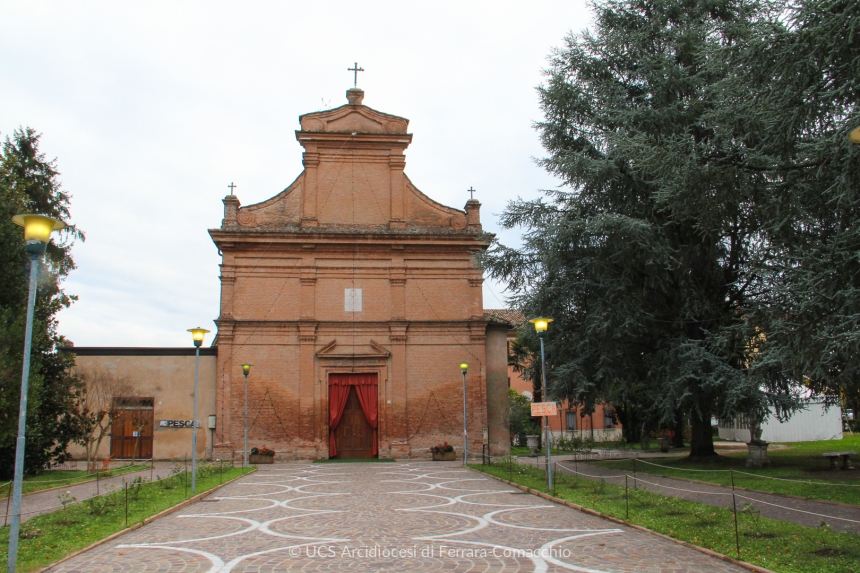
[298,321,318,343]
[303,152,320,168]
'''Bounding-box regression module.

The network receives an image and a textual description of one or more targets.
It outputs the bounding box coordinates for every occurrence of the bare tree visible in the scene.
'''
[72,367,133,473]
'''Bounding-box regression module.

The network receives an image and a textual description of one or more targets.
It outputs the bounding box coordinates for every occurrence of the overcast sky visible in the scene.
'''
[1,1,591,347]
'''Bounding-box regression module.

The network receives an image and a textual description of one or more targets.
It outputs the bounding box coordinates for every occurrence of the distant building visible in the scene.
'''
[719,401,843,443]
[484,309,622,443]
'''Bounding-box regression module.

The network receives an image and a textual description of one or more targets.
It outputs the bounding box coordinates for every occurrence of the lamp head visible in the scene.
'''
[187,327,210,347]
[528,317,553,336]
[241,363,252,376]
[459,362,469,373]
[12,214,66,255]
[851,127,860,144]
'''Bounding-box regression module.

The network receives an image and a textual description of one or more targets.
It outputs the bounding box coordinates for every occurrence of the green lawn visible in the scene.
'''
[511,446,596,456]
[511,438,682,457]
[0,464,253,573]
[472,461,859,573]
[590,436,860,506]
[0,465,150,499]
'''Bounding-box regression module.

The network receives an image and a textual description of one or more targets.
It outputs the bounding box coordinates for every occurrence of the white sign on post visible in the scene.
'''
[531,402,558,417]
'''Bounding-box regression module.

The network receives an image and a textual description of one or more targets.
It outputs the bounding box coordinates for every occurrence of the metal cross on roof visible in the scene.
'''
[467,186,476,200]
[228,182,237,194]
[348,62,364,87]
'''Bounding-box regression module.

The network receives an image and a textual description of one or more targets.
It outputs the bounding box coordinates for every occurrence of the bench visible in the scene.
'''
[822,451,856,470]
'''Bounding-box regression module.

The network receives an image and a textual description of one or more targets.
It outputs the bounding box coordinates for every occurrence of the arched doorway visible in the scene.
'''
[328,373,378,458]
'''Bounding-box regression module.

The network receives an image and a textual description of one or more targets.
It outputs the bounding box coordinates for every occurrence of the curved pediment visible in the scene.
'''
[299,104,408,135]
[216,89,481,234]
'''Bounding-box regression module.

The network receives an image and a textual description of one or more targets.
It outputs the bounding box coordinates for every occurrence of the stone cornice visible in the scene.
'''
[209,228,493,249]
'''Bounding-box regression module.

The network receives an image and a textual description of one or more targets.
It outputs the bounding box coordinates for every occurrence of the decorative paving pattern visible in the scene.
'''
[47,462,750,572]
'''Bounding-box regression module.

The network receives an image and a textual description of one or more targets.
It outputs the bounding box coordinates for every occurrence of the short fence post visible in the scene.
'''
[125,482,129,526]
[151,456,154,482]
[574,453,578,485]
[96,467,100,495]
[731,468,740,558]
[219,459,223,484]
[632,457,637,490]
[625,474,629,521]
[185,454,188,498]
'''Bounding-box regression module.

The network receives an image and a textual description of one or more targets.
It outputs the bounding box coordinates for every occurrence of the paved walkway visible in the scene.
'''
[2,462,190,524]
[45,462,750,572]
[518,457,860,535]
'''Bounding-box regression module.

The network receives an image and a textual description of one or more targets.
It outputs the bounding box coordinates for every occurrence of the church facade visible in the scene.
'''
[209,88,510,460]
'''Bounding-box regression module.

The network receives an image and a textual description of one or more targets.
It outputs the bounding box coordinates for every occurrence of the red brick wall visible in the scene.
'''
[210,96,507,460]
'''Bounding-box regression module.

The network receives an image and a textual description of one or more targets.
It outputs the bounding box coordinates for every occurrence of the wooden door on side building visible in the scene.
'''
[334,386,374,458]
[110,398,154,459]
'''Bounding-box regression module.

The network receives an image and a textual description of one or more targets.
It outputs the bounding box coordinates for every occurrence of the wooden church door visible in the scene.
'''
[334,386,374,458]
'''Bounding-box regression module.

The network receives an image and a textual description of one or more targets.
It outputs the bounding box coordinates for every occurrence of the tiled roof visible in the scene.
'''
[483,309,526,327]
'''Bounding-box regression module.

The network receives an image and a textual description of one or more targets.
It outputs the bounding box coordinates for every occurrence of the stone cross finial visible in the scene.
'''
[468,186,476,200]
[228,182,237,195]
[348,62,364,87]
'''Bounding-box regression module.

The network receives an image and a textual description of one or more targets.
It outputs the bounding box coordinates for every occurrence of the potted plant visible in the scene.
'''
[657,430,675,453]
[430,442,456,461]
[249,445,275,464]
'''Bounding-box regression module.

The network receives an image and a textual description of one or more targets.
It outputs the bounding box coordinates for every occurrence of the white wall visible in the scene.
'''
[719,402,843,443]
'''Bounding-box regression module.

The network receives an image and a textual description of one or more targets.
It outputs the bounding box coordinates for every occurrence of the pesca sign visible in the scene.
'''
[159,420,201,428]
[530,402,558,417]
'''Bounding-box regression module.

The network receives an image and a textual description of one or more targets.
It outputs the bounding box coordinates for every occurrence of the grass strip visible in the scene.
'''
[313,458,396,463]
[590,438,860,507]
[473,461,859,573]
[0,465,151,499]
[0,464,253,573]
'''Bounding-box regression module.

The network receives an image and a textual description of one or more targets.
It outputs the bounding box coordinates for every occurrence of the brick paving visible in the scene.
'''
[519,458,860,535]
[45,461,751,572]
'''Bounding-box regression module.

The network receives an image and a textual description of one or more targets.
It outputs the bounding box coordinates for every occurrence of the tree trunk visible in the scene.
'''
[672,409,685,448]
[616,404,640,444]
[689,407,716,457]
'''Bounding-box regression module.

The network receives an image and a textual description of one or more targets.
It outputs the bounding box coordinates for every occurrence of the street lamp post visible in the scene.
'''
[240,363,252,467]
[460,362,469,465]
[7,214,66,573]
[529,317,554,492]
[187,327,210,495]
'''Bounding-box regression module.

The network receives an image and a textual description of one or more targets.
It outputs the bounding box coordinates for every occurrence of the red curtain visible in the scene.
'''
[328,384,350,457]
[328,373,378,457]
[354,383,379,456]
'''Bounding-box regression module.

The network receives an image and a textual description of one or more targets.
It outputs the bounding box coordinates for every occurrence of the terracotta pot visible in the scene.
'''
[249,454,274,464]
[432,451,457,461]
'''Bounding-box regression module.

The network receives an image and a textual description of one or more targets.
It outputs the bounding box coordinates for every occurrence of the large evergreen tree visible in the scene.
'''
[737,0,860,418]
[0,128,84,478]
[483,0,809,456]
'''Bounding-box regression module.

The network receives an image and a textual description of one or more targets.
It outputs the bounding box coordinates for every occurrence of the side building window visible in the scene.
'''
[566,411,577,431]
[604,410,614,429]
